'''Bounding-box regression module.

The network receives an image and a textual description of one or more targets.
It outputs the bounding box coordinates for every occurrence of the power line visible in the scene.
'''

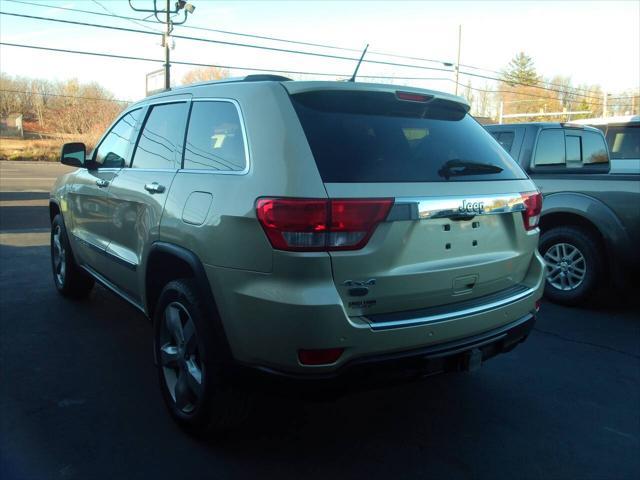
[0,89,130,103]
[4,9,632,104]
[1,41,632,108]
[0,10,162,36]
[1,0,452,66]
[0,41,347,77]
[464,84,633,108]
[0,40,449,82]
[0,10,456,77]
[0,41,456,84]
[3,0,164,30]
[89,0,161,33]
[454,69,616,102]
[5,0,635,99]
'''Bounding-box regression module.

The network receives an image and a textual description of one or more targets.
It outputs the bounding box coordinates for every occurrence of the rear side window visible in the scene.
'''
[582,131,608,164]
[566,135,581,163]
[94,109,141,168]
[606,125,640,159]
[131,102,188,169]
[290,91,526,182]
[534,129,565,166]
[183,101,247,171]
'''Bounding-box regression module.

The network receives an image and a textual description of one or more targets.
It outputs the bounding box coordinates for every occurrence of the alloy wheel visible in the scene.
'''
[159,302,204,414]
[543,242,586,291]
[52,225,66,286]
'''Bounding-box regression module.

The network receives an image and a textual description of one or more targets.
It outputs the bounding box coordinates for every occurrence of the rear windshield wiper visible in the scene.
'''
[438,159,503,180]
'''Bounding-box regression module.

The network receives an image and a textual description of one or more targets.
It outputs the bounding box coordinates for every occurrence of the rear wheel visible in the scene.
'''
[50,214,94,298]
[540,226,602,306]
[154,279,250,436]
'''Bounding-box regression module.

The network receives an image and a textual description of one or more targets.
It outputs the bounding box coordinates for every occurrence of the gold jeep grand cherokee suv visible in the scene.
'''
[50,76,545,435]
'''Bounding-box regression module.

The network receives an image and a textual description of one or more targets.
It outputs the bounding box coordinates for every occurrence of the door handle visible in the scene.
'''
[144,182,166,194]
[95,179,109,188]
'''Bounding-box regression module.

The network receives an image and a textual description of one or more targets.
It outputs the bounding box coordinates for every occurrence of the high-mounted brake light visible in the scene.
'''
[256,198,393,251]
[521,191,543,231]
[396,91,431,102]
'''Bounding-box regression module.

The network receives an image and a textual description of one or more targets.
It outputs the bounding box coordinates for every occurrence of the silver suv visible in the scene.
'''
[50,76,545,434]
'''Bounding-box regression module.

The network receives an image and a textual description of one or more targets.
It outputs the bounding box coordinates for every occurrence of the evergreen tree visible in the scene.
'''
[502,52,539,86]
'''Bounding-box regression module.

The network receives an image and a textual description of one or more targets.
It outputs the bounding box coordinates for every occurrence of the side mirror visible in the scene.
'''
[60,142,86,168]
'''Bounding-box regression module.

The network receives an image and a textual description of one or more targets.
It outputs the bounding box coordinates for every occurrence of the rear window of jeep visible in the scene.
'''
[291,90,527,183]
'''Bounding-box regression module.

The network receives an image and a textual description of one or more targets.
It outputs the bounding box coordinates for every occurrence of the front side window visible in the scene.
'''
[582,130,608,164]
[94,109,141,168]
[183,101,247,171]
[131,102,188,169]
[534,129,565,166]
[606,125,640,160]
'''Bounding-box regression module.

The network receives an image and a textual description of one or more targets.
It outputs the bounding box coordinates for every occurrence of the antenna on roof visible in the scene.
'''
[349,44,369,82]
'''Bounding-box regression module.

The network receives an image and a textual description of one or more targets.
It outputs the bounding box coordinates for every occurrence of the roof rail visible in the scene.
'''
[160,74,293,95]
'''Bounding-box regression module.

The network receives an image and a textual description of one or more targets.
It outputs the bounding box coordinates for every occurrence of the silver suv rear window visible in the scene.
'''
[291,91,527,183]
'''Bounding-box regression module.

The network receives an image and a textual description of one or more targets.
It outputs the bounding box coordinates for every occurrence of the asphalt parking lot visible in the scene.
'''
[1,161,639,480]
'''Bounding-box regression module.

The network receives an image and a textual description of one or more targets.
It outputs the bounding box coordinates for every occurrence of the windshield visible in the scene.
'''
[291,90,527,183]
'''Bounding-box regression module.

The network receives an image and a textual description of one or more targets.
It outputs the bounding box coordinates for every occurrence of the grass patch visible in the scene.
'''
[0,137,91,162]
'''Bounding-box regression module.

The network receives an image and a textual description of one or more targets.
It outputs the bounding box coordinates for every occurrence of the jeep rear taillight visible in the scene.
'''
[521,191,543,231]
[256,198,393,251]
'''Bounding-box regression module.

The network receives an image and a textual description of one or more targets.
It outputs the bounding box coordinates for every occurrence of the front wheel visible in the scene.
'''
[539,226,603,306]
[154,279,250,436]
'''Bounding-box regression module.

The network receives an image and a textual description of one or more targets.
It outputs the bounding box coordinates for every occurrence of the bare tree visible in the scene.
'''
[181,66,230,85]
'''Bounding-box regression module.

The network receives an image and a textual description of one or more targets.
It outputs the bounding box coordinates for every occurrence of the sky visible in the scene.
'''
[0,0,638,102]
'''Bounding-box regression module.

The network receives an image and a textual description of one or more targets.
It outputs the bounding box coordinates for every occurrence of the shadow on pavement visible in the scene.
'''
[0,192,49,201]
[0,191,50,231]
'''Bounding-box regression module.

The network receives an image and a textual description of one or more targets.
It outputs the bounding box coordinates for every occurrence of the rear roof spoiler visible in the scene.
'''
[282,81,470,112]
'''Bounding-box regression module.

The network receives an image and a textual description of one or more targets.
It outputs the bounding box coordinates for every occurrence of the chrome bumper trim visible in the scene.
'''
[387,192,530,221]
[368,286,537,330]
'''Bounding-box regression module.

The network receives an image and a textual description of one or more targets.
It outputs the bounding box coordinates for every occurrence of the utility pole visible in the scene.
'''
[164,0,171,90]
[603,91,608,118]
[498,100,504,124]
[454,24,462,96]
[129,1,196,91]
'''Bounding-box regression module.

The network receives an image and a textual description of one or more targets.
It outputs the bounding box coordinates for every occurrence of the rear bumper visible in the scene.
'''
[236,313,536,395]
[206,249,545,374]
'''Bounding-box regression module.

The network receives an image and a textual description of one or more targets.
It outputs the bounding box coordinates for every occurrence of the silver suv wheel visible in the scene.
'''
[52,224,66,286]
[543,242,586,291]
[159,301,204,414]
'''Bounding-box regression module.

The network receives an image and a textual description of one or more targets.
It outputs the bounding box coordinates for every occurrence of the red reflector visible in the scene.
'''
[535,299,541,312]
[396,91,431,102]
[256,198,393,251]
[298,348,344,365]
[521,191,543,231]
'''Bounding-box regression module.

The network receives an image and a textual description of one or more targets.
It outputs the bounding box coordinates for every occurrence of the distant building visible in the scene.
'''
[0,114,24,138]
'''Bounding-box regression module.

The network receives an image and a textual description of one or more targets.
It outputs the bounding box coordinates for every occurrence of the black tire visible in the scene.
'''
[539,226,603,306]
[50,214,94,298]
[154,279,250,436]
